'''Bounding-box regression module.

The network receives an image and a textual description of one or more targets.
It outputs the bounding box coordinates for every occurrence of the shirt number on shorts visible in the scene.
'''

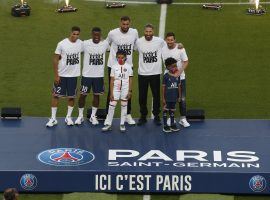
[56,87,61,93]
[81,86,88,93]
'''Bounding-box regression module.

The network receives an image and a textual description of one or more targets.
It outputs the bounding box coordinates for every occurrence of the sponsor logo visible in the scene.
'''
[37,148,95,166]
[20,174,38,191]
[249,175,266,192]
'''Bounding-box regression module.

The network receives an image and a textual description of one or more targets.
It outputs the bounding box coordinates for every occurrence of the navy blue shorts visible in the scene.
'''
[53,77,77,98]
[164,102,176,110]
[80,77,104,95]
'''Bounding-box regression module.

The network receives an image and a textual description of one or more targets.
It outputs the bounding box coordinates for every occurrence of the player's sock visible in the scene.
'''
[78,107,84,118]
[51,107,57,120]
[169,110,175,125]
[163,111,168,126]
[120,101,127,125]
[91,107,98,118]
[107,102,117,125]
[66,106,74,117]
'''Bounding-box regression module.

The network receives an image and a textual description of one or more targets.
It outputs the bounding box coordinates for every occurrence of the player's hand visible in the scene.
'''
[54,75,60,85]
[127,92,132,100]
[110,94,114,101]
[177,43,184,49]
[162,99,166,106]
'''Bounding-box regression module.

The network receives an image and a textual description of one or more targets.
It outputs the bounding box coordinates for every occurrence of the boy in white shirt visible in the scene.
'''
[106,16,138,125]
[102,50,133,132]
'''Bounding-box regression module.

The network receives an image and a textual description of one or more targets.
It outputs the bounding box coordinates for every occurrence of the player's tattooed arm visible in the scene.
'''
[127,77,133,100]
[53,54,61,85]
[162,85,166,109]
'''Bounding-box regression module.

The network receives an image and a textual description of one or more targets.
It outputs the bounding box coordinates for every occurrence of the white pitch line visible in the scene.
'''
[85,0,156,4]
[159,4,167,39]
[85,0,270,5]
[143,195,151,200]
[173,2,270,4]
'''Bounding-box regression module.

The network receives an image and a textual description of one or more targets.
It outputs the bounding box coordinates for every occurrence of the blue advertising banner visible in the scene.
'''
[0,118,269,194]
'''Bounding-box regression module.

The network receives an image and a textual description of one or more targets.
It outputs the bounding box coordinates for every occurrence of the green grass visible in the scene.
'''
[1,0,270,199]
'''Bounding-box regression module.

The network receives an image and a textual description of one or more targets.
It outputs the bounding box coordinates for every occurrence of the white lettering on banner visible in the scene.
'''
[227,151,259,162]
[177,150,208,161]
[95,175,111,191]
[95,174,191,192]
[156,175,192,191]
[108,149,260,163]
[109,150,140,160]
[138,150,173,161]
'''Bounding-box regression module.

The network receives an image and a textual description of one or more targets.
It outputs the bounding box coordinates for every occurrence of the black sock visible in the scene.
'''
[163,111,167,126]
[169,110,175,126]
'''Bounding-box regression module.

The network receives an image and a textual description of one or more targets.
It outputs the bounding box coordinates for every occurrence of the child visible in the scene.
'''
[162,57,181,133]
[102,50,133,132]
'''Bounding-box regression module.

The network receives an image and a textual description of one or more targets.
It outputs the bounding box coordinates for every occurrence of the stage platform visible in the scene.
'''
[0,117,270,194]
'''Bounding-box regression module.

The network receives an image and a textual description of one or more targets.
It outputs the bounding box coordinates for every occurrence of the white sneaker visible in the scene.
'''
[104,116,110,126]
[46,118,57,127]
[89,116,99,125]
[120,124,126,132]
[65,116,74,126]
[102,124,112,132]
[179,117,190,128]
[125,114,136,125]
[75,116,84,125]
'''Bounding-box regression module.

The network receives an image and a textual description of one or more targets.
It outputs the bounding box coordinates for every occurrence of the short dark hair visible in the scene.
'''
[3,188,18,200]
[71,26,80,32]
[165,57,177,67]
[116,49,127,57]
[166,32,175,39]
[121,16,130,21]
[144,23,154,30]
[92,27,101,33]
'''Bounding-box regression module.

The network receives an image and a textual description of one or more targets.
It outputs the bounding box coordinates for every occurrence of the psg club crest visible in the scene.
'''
[37,148,95,166]
[20,174,38,191]
[249,175,266,192]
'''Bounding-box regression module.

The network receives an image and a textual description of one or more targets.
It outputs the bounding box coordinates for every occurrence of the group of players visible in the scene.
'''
[46,16,190,133]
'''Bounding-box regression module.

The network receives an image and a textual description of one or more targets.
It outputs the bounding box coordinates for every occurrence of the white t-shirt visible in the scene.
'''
[110,63,133,91]
[107,28,138,68]
[55,38,82,77]
[135,36,165,76]
[82,39,110,78]
[162,45,188,80]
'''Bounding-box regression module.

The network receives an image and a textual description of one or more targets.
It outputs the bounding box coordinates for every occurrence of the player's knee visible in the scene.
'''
[110,101,117,107]
[121,101,127,106]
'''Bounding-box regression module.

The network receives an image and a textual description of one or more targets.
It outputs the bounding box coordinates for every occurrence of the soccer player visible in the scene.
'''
[46,26,82,127]
[102,50,133,132]
[106,16,138,125]
[75,27,110,125]
[162,57,181,133]
[162,32,190,127]
[135,24,165,126]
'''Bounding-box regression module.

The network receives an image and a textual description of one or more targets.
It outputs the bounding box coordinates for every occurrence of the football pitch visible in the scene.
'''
[1,0,270,199]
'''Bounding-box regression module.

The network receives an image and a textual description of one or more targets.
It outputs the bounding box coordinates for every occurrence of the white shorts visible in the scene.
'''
[113,88,128,101]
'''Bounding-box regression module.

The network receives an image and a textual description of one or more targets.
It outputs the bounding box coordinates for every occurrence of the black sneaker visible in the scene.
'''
[154,116,162,126]
[137,118,147,126]
[170,124,180,132]
[163,125,171,133]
